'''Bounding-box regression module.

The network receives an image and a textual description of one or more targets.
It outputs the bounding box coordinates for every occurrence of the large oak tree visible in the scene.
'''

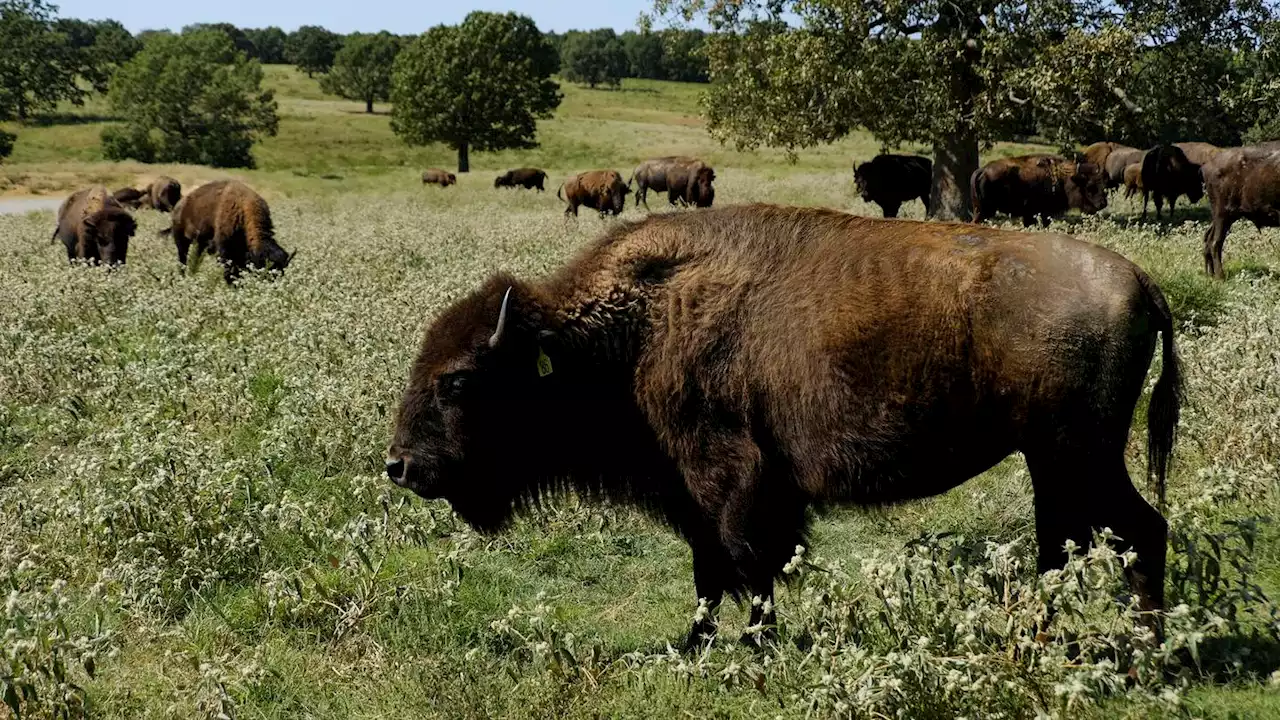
[391,12,560,173]
[655,0,1242,220]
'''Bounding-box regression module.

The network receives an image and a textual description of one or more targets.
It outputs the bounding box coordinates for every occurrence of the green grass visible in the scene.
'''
[1,67,1279,719]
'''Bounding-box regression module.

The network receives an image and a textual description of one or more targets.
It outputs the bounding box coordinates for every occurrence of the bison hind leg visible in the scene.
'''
[880,201,901,218]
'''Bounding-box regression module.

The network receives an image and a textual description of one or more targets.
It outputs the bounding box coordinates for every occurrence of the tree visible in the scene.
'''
[560,29,630,89]
[391,12,561,173]
[655,1,1162,220]
[183,23,256,57]
[319,32,401,113]
[245,26,287,64]
[287,25,340,76]
[55,18,140,94]
[658,28,708,82]
[0,0,85,120]
[623,30,665,79]
[102,30,278,168]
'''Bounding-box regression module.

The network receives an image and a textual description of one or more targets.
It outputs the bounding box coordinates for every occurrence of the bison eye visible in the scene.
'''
[437,372,469,403]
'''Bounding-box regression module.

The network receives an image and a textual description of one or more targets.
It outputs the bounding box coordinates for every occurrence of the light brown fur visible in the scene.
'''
[163,180,292,284]
[558,170,630,218]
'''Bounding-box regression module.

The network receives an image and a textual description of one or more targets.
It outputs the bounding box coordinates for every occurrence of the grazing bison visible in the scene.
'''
[52,186,137,265]
[422,169,457,187]
[971,155,1108,226]
[161,180,293,284]
[112,186,147,209]
[853,154,932,218]
[143,176,182,212]
[494,168,548,191]
[558,170,631,218]
[1174,142,1221,167]
[629,157,716,209]
[1140,145,1204,221]
[386,204,1180,648]
[1200,146,1280,279]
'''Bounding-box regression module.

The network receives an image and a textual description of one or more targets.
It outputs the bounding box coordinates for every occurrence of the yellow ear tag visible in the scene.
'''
[536,348,554,377]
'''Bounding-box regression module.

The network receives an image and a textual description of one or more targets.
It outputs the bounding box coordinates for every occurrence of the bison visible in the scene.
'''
[422,169,457,187]
[558,170,631,218]
[1123,163,1144,200]
[1140,145,1204,221]
[1174,141,1221,167]
[853,154,931,218]
[386,204,1180,649]
[494,168,548,191]
[629,157,715,209]
[1200,146,1280,279]
[52,186,137,265]
[1104,146,1146,188]
[161,180,293,284]
[971,154,1108,226]
[112,186,147,209]
[144,176,182,212]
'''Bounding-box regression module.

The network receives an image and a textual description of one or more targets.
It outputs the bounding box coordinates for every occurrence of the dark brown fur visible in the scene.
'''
[629,157,716,209]
[558,170,631,218]
[112,186,146,209]
[52,186,137,265]
[161,180,292,284]
[386,205,1179,647]
[148,176,182,212]
[970,155,1108,226]
[495,168,548,191]
[1200,146,1280,278]
[422,169,456,187]
[853,154,931,218]
[1140,145,1204,221]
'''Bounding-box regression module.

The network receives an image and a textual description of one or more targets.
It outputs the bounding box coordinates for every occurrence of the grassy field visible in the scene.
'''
[1,68,1279,719]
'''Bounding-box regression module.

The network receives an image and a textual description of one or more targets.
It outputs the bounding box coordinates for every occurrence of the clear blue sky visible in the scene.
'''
[52,1,662,34]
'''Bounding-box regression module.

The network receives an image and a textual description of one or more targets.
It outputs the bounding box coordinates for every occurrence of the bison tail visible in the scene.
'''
[1139,270,1182,513]
[158,226,173,238]
[556,184,564,202]
[969,169,985,222]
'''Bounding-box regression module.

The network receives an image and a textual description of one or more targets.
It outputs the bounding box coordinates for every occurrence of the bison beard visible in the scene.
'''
[386,205,1179,649]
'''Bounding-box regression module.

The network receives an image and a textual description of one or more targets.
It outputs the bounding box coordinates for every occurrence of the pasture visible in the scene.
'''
[1,69,1279,719]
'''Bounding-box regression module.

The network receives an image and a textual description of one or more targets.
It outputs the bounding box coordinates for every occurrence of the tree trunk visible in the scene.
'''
[366,97,374,113]
[930,132,979,221]
[928,5,983,221]
[457,142,469,173]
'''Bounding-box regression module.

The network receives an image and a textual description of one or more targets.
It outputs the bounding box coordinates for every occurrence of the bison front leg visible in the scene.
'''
[879,201,901,219]
[683,534,731,651]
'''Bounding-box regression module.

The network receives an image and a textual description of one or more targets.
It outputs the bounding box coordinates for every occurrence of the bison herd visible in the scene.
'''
[854,139,1280,278]
[54,138,1279,650]
[54,176,292,284]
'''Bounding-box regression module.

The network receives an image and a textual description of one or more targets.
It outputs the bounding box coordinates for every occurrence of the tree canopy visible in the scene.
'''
[287,25,340,76]
[245,26,287,64]
[55,17,140,93]
[102,30,279,168]
[0,0,86,120]
[560,29,629,89]
[656,0,1278,220]
[391,11,561,172]
[319,31,401,113]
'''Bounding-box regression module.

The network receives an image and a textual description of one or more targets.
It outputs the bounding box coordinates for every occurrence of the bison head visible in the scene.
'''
[1182,165,1205,203]
[853,163,873,201]
[1066,162,1108,215]
[386,280,557,530]
[690,167,716,208]
[608,182,631,215]
[447,174,457,186]
[86,208,136,265]
[157,181,182,212]
[494,175,508,188]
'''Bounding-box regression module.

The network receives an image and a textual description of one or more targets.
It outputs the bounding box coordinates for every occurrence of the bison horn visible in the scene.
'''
[489,287,513,348]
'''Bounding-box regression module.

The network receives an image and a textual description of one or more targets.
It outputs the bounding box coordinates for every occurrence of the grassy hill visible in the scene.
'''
[0,68,1278,720]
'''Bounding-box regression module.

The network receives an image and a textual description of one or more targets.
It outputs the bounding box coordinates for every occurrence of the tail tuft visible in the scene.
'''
[1139,271,1182,513]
